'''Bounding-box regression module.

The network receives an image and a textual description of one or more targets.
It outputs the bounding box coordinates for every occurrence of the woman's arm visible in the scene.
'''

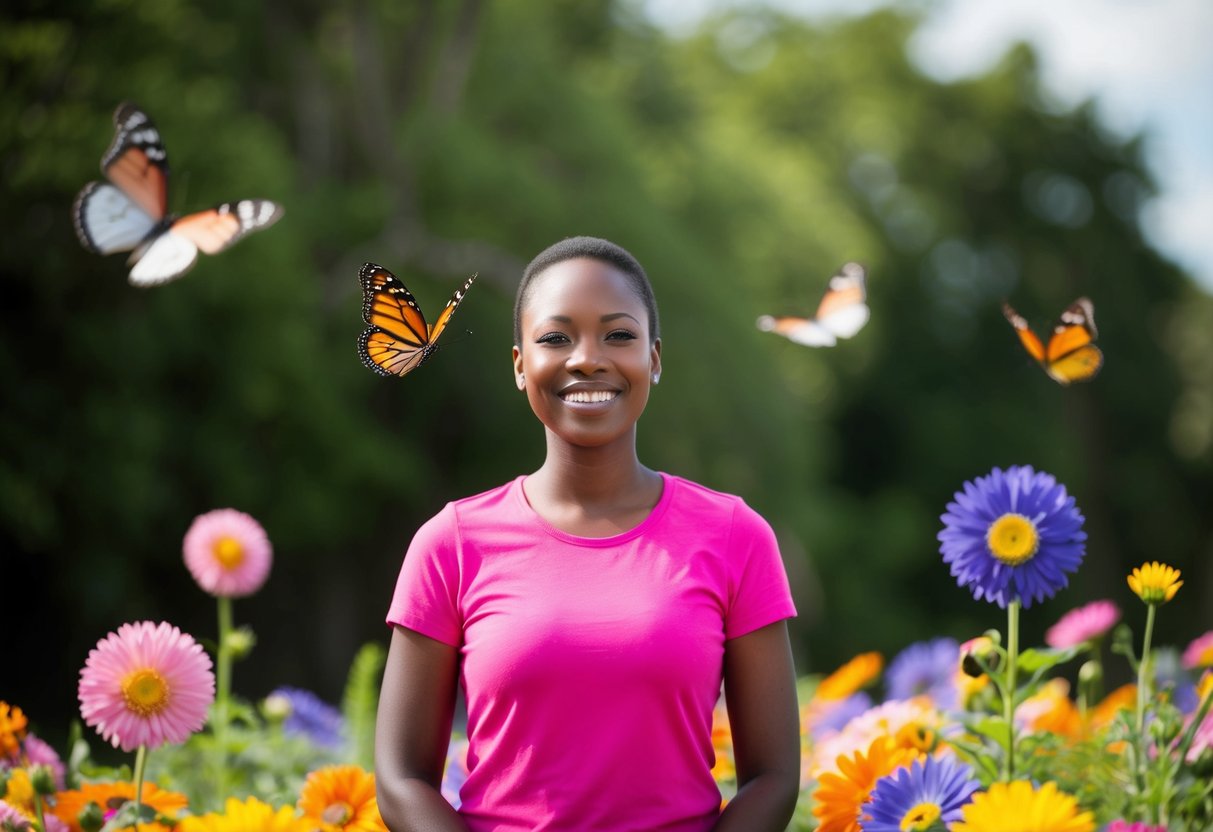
[374,626,470,832]
[713,620,801,832]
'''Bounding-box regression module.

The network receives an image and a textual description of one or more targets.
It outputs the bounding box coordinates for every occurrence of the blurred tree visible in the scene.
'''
[1,0,1208,741]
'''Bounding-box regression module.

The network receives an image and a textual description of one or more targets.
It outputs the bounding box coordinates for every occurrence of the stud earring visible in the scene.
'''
[517,373,525,389]
[652,373,660,384]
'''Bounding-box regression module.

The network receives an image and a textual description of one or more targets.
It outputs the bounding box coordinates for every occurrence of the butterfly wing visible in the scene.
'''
[1042,297,1102,385]
[813,262,870,340]
[72,182,158,255]
[1001,300,1047,364]
[101,102,169,222]
[357,263,433,377]
[756,315,837,347]
[424,272,478,341]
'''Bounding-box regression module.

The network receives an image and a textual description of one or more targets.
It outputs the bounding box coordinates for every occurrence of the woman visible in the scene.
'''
[375,237,800,831]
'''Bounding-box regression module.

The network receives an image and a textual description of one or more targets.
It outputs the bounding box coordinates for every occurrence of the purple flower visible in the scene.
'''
[886,638,960,709]
[806,692,873,739]
[864,755,979,832]
[267,687,344,749]
[938,465,1086,609]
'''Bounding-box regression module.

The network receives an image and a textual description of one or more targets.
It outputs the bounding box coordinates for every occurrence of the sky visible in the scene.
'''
[642,0,1213,293]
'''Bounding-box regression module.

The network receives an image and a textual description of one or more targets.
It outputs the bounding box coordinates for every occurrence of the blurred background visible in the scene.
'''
[3,0,1211,749]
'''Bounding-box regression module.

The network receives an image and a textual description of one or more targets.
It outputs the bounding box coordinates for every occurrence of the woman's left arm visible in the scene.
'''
[713,620,801,832]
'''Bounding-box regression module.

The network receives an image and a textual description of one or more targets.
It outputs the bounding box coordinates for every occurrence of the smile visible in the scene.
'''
[560,390,619,404]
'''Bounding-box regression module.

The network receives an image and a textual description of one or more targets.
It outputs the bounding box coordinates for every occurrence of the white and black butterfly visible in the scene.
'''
[757,262,870,347]
[72,102,284,286]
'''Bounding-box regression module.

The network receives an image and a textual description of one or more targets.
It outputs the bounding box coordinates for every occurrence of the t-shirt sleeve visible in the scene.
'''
[725,502,797,640]
[385,503,463,646]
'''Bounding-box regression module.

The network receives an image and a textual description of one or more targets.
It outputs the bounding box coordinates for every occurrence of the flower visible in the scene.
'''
[297,765,386,832]
[862,755,980,832]
[938,465,1086,608]
[1182,631,1213,670]
[51,782,189,832]
[1045,600,1121,648]
[886,638,960,709]
[1105,822,1167,832]
[0,801,31,832]
[1018,678,1081,739]
[177,796,315,832]
[709,702,735,782]
[810,698,940,778]
[811,737,918,832]
[441,737,469,808]
[813,652,883,702]
[805,692,874,739]
[0,704,27,757]
[5,734,66,791]
[182,508,273,598]
[0,770,34,818]
[267,687,345,749]
[78,621,215,752]
[1127,562,1182,605]
[952,781,1094,832]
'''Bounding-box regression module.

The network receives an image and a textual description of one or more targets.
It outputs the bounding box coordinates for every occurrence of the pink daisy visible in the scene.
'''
[1182,631,1213,670]
[8,733,66,790]
[1044,599,1121,649]
[182,508,273,598]
[1106,823,1167,832]
[0,801,31,831]
[78,621,215,752]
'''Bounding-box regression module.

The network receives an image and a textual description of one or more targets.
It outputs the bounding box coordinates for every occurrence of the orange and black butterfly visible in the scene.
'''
[756,262,870,347]
[357,262,477,378]
[73,102,283,286]
[1001,297,1103,385]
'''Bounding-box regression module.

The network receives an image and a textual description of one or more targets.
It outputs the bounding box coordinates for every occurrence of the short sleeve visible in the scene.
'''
[725,502,797,640]
[385,503,463,646]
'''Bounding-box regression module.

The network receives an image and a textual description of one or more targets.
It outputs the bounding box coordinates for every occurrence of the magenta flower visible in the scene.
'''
[1044,599,1121,649]
[78,621,215,752]
[0,801,31,832]
[1106,822,1168,832]
[5,733,66,790]
[1182,631,1213,670]
[182,508,272,598]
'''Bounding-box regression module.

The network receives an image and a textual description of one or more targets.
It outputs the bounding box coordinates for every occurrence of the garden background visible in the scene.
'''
[3,0,1211,753]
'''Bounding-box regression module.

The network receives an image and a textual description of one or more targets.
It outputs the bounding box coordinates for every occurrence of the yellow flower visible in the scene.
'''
[298,765,386,832]
[1127,561,1182,604]
[2,769,36,816]
[812,737,918,832]
[814,653,884,702]
[178,797,316,832]
[0,702,28,756]
[51,782,188,832]
[953,781,1094,832]
[709,702,735,783]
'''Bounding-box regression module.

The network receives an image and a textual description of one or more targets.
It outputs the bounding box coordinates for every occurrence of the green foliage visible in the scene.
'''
[340,642,386,771]
[2,0,1210,738]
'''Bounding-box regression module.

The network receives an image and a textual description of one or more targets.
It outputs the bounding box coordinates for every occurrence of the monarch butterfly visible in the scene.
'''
[1001,297,1103,385]
[72,102,284,286]
[357,262,477,378]
[756,262,870,347]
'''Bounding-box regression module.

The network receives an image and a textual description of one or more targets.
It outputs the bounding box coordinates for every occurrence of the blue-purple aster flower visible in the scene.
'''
[267,686,344,749]
[886,638,960,709]
[807,692,873,739]
[863,754,979,832]
[938,465,1086,609]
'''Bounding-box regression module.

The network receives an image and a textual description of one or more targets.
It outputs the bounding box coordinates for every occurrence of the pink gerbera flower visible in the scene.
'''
[182,509,273,598]
[1044,599,1121,649]
[78,621,215,752]
[1107,822,1169,832]
[1182,631,1213,670]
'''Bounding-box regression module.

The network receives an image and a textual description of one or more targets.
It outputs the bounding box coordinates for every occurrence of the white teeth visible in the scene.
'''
[563,390,618,403]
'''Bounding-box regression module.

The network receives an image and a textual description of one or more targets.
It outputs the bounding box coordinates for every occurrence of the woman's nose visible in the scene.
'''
[566,338,606,373]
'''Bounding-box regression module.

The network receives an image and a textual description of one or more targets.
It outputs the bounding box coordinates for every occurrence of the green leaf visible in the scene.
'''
[97,801,157,832]
[342,641,387,769]
[1016,646,1081,674]
[970,716,1013,751]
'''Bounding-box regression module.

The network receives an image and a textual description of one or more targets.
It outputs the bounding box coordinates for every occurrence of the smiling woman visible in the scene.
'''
[374,237,802,832]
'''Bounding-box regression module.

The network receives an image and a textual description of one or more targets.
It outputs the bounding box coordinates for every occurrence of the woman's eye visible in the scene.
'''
[606,329,637,341]
[536,332,569,345]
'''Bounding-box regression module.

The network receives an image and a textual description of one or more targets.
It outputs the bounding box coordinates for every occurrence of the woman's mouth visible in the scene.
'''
[560,389,619,404]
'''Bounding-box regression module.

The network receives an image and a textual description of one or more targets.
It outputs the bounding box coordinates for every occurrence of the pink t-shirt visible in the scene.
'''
[386,473,796,832]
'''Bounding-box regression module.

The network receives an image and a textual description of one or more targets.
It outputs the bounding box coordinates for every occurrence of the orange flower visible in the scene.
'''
[814,653,883,702]
[0,702,28,756]
[1020,679,1081,739]
[298,766,386,832]
[812,737,918,832]
[51,782,188,832]
[709,702,736,782]
[1088,684,1136,734]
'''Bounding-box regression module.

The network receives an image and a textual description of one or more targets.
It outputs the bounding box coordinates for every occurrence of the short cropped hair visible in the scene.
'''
[513,236,660,345]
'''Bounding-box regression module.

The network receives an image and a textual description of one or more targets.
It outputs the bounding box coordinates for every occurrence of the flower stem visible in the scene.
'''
[133,744,147,832]
[214,595,233,805]
[1003,599,1020,782]
[1131,601,1157,807]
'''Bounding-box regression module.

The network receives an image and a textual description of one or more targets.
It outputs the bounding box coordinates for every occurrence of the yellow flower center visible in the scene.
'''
[900,802,941,831]
[986,513,1039,565]
[213,536,245,569]
[322,802,353,826]
[121,669,170,716]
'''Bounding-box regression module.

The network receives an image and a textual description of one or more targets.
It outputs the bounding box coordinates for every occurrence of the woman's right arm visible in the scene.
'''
[374,625,470,832]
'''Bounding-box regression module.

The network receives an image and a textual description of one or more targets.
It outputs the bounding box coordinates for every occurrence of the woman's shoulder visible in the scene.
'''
[663,473,766,523]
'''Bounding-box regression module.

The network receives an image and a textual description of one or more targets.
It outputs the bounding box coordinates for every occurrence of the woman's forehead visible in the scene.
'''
[522,258,647,319]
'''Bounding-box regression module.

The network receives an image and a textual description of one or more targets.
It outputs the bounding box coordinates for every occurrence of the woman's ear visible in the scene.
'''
[512,345,526,391]
[650,338,662,384]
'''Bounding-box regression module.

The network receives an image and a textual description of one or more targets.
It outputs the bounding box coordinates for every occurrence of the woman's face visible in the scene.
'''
[513,257,661,450]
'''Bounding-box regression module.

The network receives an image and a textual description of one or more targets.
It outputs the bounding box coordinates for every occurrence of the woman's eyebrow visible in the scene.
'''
[536,312,640,325]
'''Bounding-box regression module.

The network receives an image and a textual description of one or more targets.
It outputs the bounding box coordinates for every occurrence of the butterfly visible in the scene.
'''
[357,262,477,378]
[72,102,284,287]
[1001,297,1103,385]
[756,262,870,347]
